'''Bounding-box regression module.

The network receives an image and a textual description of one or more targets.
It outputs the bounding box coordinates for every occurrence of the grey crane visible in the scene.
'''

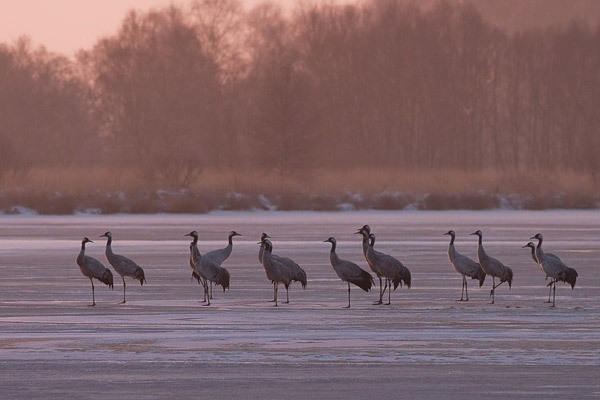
[528,233,578,307]
[184,231,208,303]
[259,234,307,295]
[470,230,513,304]
[529,233,562,265]
[76,237,113,306]
[258,232,270,264]
[203,231,241,299]
[184,231,230,306]
[324,237,374,308]
[260,239,292,306]
[366,233,411,305]
[100,231,146,304]
[355,225,386,304]
[444,230,486,301]
[523,241,553,303]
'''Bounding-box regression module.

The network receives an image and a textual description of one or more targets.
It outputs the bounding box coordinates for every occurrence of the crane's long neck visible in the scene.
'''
[192,235,198,246]
[359,233,368,256]
[105,236,113,250]
[448,234,455,245]
[328,243,339,266]
[228,235,235,246]
[477,240,487,261]
[448,242,457,260]
[535,239,544,261]
[528,245,537,261]
[77,242,87,263]
[190,242,201,266]
[262,247,273,269]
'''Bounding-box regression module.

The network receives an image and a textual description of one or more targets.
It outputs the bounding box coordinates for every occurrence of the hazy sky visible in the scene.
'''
[0,0,311,57]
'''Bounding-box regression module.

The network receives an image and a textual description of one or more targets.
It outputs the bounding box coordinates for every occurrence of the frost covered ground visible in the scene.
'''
[1,211,599,398]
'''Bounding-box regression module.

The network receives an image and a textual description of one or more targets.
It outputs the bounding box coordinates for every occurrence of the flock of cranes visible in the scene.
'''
[76,226,579,308]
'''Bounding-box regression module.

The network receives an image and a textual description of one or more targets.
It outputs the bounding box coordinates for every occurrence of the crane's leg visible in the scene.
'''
[203,280,211,306]
[344,282,351,308]
[285,285,290,304]
[374,276,384,305]
[270,284,277,302]
[545,280,553,303]
[376,278,388,305]
[274,283,278,307]
[490,279,507,304]
[551,280,556,308]
[120,277,127,304]
[385,279,391,305]
[464,276,469,301]
[89,278,96,306]
[210,282,213,300]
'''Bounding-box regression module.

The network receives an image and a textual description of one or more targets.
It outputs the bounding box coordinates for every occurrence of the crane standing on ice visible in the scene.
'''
[76,237,113,306]
[444,230,486,301]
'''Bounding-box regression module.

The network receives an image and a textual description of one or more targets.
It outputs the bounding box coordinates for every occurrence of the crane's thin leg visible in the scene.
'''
[374,276,384,305]
[274,283,278,307]
[120,277,126,304]
[285,286,289,304]
[464,276,469,301]
[376,279,388,305]
[344,282,351,308]
[551,280,556,308]
[270,284,277,302]
[210,282,213,300]
[545,281,552,303]
[203,280,211,306]
[89,278,96,306]
[385,279,391,305]
[490,279,507,304]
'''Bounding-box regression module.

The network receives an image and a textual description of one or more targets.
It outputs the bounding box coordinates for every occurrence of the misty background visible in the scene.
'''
[1,0,600,214]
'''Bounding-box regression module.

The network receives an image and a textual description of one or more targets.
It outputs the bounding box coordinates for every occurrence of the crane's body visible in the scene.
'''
[444,230,486,301]
[76,237,113,306]
[529,233,578,307]
[101,232,146,304]
[325,237,374,308]
[470,230,512,304]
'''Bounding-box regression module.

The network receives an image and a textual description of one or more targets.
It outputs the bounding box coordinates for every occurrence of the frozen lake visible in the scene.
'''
[1,210,599,398]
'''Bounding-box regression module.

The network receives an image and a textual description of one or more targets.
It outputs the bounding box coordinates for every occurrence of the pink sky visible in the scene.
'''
[0,0,312,57]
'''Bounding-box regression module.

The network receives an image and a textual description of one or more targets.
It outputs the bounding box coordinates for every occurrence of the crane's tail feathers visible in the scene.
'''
[563,267,578,289]
[350,270,374,292]
[291,266,307,289]
[135,268,146,286]
[216,269,230,291]
[476,268,486,287]
[402,270,412,289]
[504,267,513,289]
[191,271,202,284]
[392,277,401,291]
[100,269,114,289]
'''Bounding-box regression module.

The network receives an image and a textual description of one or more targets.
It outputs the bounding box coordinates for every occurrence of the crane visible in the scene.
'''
[76,237,113,306]
[100,231,146,304]
[444,230,485,301]
[470,230,512,304]
[324,237,374,308]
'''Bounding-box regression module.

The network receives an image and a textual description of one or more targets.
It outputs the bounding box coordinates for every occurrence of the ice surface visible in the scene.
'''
[1,210,599,398]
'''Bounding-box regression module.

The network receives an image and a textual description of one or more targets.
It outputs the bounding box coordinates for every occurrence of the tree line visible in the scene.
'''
[1,0,599,189]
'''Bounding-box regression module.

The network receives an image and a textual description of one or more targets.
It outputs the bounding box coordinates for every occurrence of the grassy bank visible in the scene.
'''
[0,167,598,214]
